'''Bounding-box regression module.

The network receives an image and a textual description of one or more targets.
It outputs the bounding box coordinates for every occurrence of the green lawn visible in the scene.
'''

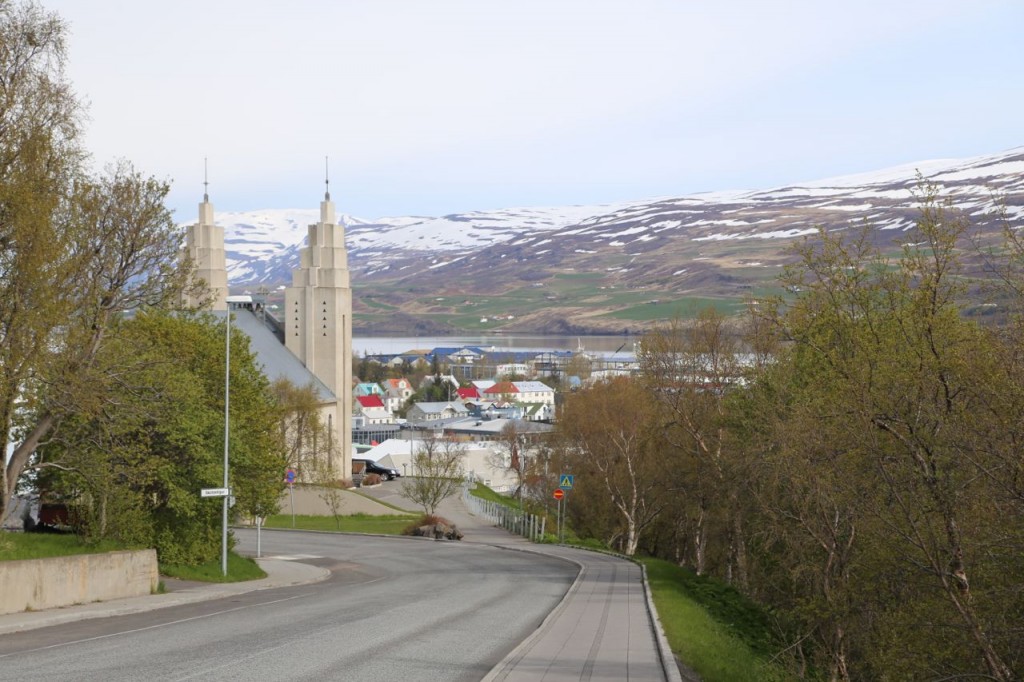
[0,532,131,561]
[161,550,266,583]
[601,297,746,321]
[261,512,418,534]
[0,533,266,585]
[468,482,518,508]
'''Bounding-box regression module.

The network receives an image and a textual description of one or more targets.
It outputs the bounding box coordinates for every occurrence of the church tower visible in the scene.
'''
[183,173,228,310]
[284,173,353,478]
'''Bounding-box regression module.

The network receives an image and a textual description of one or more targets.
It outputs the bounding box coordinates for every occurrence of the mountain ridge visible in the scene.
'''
[202,147,1024,334]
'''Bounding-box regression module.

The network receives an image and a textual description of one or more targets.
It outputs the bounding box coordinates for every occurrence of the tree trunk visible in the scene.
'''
[828,623,850,682]
[730,507,748,590]
[4,412,56,521]
[694,504,707,575]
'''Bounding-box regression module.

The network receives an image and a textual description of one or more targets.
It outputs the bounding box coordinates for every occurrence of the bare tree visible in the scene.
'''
[401,433,465,516]
[638,310,747,580]
[558,377,665,556]
[487,420,544,507]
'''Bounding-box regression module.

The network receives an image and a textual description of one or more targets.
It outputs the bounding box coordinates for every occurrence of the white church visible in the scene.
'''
[183,183,353,481]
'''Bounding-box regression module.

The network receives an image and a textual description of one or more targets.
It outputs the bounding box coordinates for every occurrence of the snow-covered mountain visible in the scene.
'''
[205,147,1024,292]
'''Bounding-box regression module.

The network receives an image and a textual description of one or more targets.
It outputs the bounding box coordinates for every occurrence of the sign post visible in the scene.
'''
[285,468,296,528]
[553,488,565,544]
[255,515,263,558]
[557,474,573,543]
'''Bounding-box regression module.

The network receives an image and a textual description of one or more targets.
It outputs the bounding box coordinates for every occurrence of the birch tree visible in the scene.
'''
[557,377,664,556]
[763,188,1022,680]
[401,433,465,516]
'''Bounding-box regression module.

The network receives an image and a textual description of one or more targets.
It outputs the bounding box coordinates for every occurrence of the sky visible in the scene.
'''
[42,0,1024,222]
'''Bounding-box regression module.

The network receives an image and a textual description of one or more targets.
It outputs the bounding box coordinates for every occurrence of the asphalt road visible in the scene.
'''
[0,531,576,681]
[0,486,688,681]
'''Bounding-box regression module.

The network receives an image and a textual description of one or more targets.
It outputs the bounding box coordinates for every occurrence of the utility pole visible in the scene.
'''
[222,308,231,577]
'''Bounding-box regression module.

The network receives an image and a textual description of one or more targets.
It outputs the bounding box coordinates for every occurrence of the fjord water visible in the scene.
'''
[353,334,639,358]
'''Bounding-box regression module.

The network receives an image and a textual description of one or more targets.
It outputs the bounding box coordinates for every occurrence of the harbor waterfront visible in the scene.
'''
[352,334,639,358]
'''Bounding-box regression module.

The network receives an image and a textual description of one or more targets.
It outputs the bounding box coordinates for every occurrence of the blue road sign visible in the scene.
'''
[559,474,574,489]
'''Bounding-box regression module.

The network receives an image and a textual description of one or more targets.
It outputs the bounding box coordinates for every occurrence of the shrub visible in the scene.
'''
[401,513,453,535]
[362,473,383,486]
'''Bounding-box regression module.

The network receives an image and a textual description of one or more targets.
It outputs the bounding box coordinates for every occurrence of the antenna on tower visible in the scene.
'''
[203,157,209,202]
[324,155,330,201]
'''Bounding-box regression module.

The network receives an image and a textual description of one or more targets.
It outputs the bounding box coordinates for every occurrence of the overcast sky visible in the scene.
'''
[44,0,1023,221]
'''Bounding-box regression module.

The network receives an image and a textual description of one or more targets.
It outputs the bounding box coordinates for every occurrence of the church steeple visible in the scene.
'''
[284,162,353,479]
[183,159,228,311]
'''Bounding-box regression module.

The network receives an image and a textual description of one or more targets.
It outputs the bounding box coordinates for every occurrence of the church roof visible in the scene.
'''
[214,308,336,403]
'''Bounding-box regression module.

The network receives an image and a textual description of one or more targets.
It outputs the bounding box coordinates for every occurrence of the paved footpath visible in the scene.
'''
[433,494,693,682]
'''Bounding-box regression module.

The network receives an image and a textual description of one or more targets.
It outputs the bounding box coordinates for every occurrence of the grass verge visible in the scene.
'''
[0,532,131,561]
[639,557,793,682]
[262,513,418,534]
[161,550,266,583]
[468,482,519,508]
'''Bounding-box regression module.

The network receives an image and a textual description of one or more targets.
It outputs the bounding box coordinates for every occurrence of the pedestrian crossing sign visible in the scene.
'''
[559,474,574,489]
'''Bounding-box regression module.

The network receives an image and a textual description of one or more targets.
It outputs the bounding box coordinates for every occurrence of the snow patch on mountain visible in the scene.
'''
[183,147,1024,286]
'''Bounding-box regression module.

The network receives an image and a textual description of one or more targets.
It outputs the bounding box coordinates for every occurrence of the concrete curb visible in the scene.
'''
[639,562,694,682]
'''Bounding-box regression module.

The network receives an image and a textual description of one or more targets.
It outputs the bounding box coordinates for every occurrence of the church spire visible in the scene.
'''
[324,155,330,201]
[203,156,210,202]
[320,156,335,225]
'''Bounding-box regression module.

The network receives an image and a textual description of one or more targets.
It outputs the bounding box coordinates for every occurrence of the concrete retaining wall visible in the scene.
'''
[0,549,158,616]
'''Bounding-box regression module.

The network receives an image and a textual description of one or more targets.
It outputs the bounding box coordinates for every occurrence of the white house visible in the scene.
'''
[406,400,469,424]
[381,378,413,414]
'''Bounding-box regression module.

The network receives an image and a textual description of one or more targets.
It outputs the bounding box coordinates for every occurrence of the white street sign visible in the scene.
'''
[201,487,230,498]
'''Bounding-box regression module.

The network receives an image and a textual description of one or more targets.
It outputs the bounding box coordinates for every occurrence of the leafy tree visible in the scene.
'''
[272,378,347,527]
[756,188,1023,679]
[638,310,748,581]
[271,379,331,480]
[0,2,201,525]
[36,312,283,564]
[0,0,82,523]
[404,374,458,409]
[3,161,196,523]
[733,344,866,680]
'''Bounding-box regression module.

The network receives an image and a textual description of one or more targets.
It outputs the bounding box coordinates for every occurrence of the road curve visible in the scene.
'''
[0,486,687,681]
[430,492,685,682]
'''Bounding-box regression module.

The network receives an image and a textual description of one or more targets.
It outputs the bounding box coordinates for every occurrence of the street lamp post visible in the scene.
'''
[222,308,231,577]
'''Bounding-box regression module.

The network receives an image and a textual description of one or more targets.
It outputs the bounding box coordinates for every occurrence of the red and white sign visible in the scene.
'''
[553,488,565,501]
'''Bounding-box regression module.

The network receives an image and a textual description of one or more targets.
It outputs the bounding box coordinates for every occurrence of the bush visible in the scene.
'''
[401,514,453,535]
[362,473,383,486]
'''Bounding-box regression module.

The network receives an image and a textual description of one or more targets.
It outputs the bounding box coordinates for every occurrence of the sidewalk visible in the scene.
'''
[0,557,328,636]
